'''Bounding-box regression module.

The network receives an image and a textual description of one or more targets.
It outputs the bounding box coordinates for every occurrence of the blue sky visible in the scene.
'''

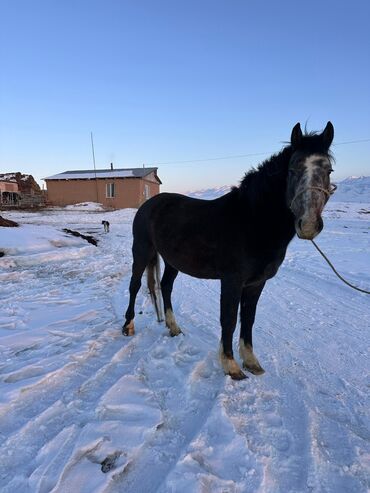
[0,0,369,192]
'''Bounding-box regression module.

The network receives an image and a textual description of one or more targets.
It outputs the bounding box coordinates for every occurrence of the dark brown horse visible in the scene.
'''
[123,122,335,379]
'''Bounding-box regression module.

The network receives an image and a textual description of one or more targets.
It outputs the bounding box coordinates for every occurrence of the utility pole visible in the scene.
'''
[90,132,99,204]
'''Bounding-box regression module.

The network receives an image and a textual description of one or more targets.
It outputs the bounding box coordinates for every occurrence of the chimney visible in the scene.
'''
[110,162,113,170]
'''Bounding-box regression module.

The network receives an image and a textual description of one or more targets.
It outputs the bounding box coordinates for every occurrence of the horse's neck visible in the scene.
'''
[250,200,295,250]
[240,150,296,248]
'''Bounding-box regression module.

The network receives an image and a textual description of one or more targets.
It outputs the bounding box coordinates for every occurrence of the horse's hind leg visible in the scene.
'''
[239,283,265,375]
[123,242,154,336]
[161,261,181,336]
[147,254,164,323]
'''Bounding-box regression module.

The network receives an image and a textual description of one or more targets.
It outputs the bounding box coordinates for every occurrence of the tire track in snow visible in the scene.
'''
[104,346,225,493]
[102,275,227,493]
[0,311,167,489]
[252,270,370,492]
[105,262,369,493]
[222,371,314,492]
[0,313,107,382]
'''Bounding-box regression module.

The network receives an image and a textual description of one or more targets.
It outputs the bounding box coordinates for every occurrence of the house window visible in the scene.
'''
[144,184,150,200]
[106,183,115,198]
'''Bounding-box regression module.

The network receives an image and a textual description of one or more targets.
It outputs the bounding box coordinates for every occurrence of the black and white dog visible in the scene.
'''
[102,220,110,233]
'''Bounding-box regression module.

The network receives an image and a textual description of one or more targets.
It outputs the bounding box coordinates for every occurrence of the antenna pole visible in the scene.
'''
[90,132,99,204]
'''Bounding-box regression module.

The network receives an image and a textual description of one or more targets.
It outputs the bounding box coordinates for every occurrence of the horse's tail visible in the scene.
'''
[147,253,164,322]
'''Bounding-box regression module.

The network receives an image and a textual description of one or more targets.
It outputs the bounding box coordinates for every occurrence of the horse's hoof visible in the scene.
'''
[169,327,183,337]
[122,320,135,336]
[230,369,248,380]
[243,363,265,375]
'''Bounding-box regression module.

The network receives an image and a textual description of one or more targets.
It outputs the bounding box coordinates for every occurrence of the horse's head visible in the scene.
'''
[286,122,335,240]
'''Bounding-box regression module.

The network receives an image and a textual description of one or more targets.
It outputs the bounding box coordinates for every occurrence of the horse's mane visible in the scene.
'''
[237,131,334,207]
[236,146,292,206]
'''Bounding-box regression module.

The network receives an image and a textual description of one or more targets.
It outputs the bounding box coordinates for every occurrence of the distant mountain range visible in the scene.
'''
[187,176,370,203]
[186,185,231,200]
[332,176,370,202]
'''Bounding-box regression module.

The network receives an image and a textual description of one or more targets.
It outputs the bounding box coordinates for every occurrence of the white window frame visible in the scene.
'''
[106,182,115,198]
[144,184,150,200]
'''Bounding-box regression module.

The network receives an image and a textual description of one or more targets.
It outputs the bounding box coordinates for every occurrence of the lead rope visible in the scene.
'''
[290,183,369,294]
[310,239,370,295]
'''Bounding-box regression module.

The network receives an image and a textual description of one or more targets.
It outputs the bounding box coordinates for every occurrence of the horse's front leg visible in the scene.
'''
[219,277,246,380]
[239,282,265,375]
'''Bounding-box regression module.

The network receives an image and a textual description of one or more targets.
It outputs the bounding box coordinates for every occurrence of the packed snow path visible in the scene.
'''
[0,203,369,492]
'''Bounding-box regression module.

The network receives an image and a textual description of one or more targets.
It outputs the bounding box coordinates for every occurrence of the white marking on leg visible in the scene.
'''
[219,343,246,379]
[124,319,135,336]
[239,339,265,375]
[165,309,182,336]
[155,259,164,321]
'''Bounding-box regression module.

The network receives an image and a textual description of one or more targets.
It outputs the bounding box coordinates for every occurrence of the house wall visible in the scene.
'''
[0,181,20,206]
[140,179,159,200]
[0,181,19,193]
[45,177,160,208]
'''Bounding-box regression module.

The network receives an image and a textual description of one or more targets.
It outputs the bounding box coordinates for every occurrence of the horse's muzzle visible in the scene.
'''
[295,216,323,240]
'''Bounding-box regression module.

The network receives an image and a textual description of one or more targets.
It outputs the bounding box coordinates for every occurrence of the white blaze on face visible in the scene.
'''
[298,154,329,225]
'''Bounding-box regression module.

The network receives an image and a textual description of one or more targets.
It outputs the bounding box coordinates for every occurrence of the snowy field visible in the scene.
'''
[0,197,369,493]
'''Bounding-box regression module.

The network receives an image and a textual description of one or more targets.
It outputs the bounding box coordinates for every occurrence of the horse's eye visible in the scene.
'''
[328,169,333,175]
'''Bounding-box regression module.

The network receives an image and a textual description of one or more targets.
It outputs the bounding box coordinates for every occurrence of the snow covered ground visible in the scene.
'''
[0,197,369,493]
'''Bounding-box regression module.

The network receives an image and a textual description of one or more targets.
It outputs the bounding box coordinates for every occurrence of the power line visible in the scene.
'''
[333,138,370,146]
[151,151,271,166]
[145,137,370,168]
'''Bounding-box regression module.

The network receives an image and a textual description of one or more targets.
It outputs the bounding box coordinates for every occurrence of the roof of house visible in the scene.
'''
[0,178,17,183]
[0,173,41,193]
[0,173,24,183]
[44,167,161,183]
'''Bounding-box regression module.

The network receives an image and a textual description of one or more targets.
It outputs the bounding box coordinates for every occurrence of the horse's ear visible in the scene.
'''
[291,123,302,149]
[322,121,334,148]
